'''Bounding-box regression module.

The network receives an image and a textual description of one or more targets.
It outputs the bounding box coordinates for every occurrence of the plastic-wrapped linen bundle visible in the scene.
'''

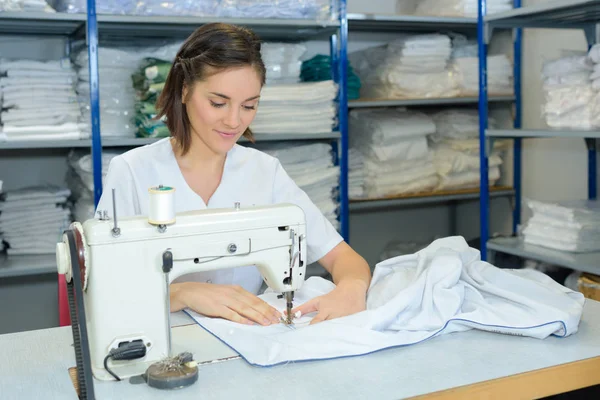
[348,148,365,199]
[0,186,71,256]
[0,59,83,142]
[541,54,598,129]
[349,34,458,100]
[53,0,137,14]
[522,199,600,252]
[132,58,172,138]
[53,0,336,20]
[0,0,56,12]
[74,47,140,138]
[251,80,337,135]
[301,54,361,100]
[260,143,340,230]
[450,36,513,96]
[65,150,121,222]
[262,43,306,85]
[428,109,503,191]
[413,0,512,17]
[588,44,600,125]
[349,109,438,198]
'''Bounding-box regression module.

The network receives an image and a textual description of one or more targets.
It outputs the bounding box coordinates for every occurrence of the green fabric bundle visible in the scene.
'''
[132,58,172,138]
[300,54,361,100]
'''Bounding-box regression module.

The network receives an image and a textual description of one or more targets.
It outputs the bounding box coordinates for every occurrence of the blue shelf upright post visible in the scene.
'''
[330,0,349,243]
[338,0,349,243]
[87,0,103,207]
[513,0,523,233]
[478,0,490,259]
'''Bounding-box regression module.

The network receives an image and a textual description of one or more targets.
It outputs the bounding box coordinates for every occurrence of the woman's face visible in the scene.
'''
[183,66,262,156]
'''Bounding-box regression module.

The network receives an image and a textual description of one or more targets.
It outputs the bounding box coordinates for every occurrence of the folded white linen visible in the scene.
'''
[188,236,583,366]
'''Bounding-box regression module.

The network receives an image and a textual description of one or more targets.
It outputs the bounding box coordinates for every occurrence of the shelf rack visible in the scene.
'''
[0,1,350,278]
[478,0,600,271]
[346,13,515,216]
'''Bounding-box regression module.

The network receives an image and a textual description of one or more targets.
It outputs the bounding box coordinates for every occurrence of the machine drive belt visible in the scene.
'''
[66,229,96,400]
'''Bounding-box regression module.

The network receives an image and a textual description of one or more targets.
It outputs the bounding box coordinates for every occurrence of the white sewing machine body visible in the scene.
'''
[58,203,307,381]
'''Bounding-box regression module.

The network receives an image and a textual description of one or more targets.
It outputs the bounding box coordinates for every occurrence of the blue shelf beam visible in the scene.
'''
[478,0,491,259]
[87,0,103,207]
[513,0,522,234]
[338,0,349,243]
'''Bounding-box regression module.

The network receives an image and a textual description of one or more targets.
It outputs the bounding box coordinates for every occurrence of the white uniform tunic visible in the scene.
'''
[96,138,343,294]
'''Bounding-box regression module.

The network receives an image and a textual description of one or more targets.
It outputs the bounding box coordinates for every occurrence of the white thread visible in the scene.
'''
[148,185,176,225]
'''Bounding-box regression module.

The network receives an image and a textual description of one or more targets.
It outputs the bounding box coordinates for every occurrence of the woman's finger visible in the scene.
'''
[228,299,278,326]
[309,311,329,325]
[230,286,281,324]
[219,306,254,325]
[291,297,319,316]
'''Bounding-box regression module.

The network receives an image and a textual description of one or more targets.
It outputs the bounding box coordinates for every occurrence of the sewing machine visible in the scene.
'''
[55,199,307,387]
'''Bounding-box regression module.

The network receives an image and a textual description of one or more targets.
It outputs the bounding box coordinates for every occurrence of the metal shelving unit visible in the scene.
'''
[488,237,600,276]
[349,95,514,109]
[350,187,514,212]
[0,132,342,150]
[0,254,57,279]
[479,0,600,269]
[348,13,478,32]
[347,13,515,216]
[0,1,350,280]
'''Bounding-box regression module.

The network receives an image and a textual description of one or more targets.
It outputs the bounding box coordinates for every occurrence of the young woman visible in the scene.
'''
[97,23,371,327]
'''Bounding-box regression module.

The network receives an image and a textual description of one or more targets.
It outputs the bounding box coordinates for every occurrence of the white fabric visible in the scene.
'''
[188,236,584,367]
[541,54,600,128]
[250,81,337,135]
[0,58,83,141]
[452,55,513,95]
[349,108,438,198]
[260,142,340,230]
[414,0,511,17]
[523,199,600,252]
[349,34,459,99]
[0,186,71,255]
[97,138,342,293]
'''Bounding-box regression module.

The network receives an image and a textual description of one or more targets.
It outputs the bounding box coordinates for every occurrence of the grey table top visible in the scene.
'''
[2,300,600,400]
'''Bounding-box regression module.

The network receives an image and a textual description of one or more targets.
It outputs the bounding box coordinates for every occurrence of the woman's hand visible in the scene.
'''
[170,282,282,326]
[291,279,368,325]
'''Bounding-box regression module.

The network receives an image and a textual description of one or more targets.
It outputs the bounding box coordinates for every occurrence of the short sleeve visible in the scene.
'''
[95,156,140,219]
[271,160,343,265]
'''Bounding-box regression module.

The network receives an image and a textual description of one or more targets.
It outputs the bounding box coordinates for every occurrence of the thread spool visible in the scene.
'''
[148,185,176,225]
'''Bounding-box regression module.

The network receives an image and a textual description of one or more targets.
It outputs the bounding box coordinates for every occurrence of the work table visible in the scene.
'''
[1,300,600,400]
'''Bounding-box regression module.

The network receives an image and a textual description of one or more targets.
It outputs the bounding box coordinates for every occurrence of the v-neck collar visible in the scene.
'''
[168,139,237,209]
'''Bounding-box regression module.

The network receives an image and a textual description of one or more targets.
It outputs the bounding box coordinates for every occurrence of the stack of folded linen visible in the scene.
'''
[66,149,121,222]
[0,186,71,255]
[74,47,140,138]
[428,109,503,191]
[251,80,337,135]
[541,54,597,129]
[0,59,82,142]
[260,142,340,230]
[349,108,438,198]
[413,0,511,17]
[349,34,458,99]
[450,36,513,96]
[522,199,600,252]
[348,148,366,199]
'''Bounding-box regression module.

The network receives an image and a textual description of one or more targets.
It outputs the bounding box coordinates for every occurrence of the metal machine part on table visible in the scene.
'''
[56,187,307,396]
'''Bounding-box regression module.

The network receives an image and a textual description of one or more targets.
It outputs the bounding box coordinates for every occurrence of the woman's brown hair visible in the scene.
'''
[156,23,266,155]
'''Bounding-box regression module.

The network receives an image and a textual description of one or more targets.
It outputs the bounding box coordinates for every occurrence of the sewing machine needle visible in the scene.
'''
[285,291,294,325]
